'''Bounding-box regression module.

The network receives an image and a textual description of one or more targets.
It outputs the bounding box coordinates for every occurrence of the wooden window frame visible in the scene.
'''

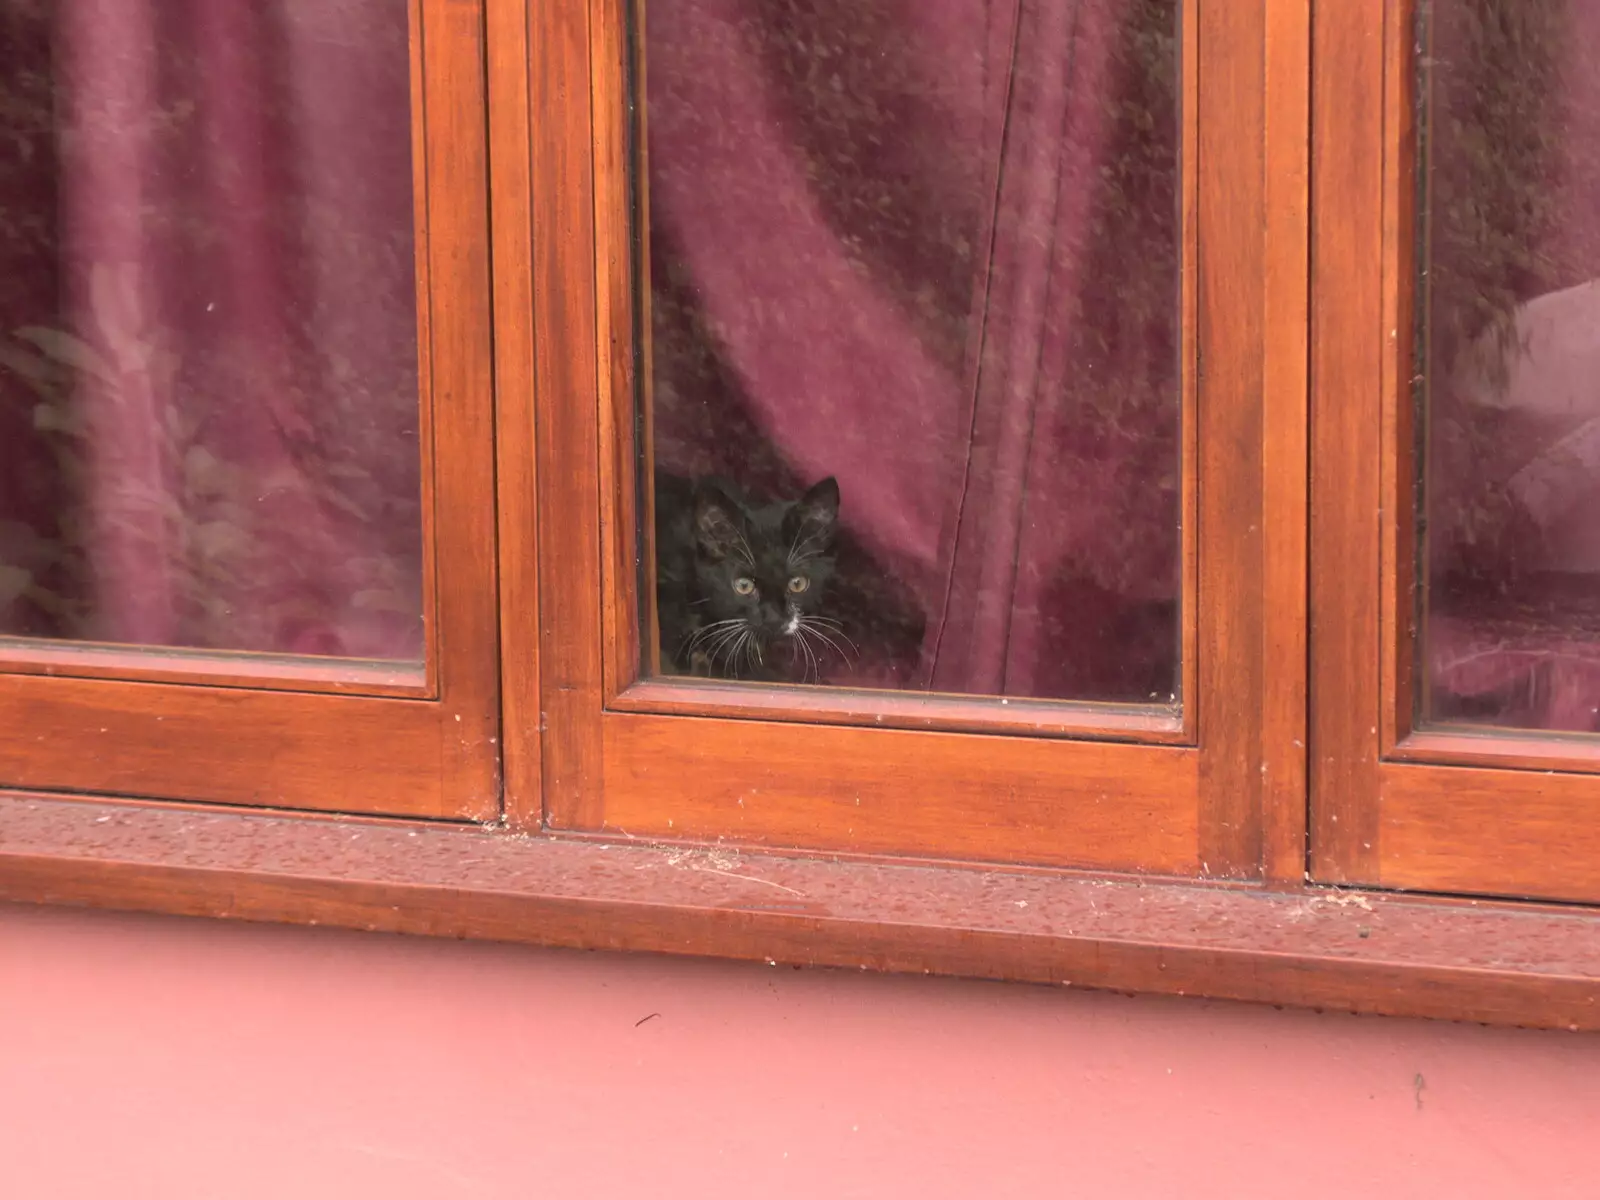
[532,0,1292,881]
[1310,0,1600,905]
[0,0,501,821]
[5,0,1600,1034]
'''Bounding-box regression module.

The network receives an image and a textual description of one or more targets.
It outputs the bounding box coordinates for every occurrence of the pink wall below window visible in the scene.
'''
[3,901,1597,1198]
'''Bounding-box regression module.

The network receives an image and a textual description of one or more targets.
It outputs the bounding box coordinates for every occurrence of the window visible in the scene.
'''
[0,0,498,817]
[4,0,1597,1031]
[1312,0,1600,906]
[536,0,1288,880]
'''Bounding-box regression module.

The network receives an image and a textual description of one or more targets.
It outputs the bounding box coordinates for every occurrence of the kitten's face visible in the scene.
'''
[692,477,839,661]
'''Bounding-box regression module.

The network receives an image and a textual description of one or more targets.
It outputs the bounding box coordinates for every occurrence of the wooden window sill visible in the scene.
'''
[2,791,1596,1032]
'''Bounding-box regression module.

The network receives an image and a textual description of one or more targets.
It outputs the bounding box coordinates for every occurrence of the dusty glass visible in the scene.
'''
[1419,0,1600,733]
[639,0,1182,705]
[0,0,423,661]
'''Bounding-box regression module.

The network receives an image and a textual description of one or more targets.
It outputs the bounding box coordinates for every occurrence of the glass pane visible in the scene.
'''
[1420,1,1600,733]
[641,0,1181,703]
[0,0,423,660]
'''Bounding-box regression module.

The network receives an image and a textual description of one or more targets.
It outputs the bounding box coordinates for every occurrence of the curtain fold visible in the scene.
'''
[0,0,424,659]
[647,0,1181,700]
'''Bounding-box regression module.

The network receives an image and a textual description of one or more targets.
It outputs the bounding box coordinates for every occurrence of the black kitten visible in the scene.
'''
[655,472,847,680]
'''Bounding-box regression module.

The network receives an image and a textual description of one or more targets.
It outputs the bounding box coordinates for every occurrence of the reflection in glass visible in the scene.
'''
[0,0,424,659]
[1421,1,1600,732]
[642,0,1181,703]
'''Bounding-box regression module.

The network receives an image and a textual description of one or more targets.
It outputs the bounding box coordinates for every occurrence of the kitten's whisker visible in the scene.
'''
[789,626,811,682]
[694,619,746,635]
[789,626,810,679]
[733,528,757,568]
[816,631,857,660]
[798,628,822,683]
[807,616,849,634]
[802,626,830,678]
[803,616,855,646]
[703,624,747,666]
[723,629,748,679]
[682,617,743,648]
[736,629,760,675]
[682,618,744,658]
[813,636,856,666]
[710,627,747,660]
[800,619,856,664]
[788,533,825,566]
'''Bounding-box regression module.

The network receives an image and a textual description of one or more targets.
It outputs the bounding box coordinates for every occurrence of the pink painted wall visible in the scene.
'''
[3,902,1597,1198]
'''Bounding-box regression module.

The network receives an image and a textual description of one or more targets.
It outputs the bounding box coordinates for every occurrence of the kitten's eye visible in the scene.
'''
[787,575,810,594]
[731,577,756,596]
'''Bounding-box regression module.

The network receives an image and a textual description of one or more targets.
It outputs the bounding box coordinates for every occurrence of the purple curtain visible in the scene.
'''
[5,0,1180,693]
[0,0,423,659]
[647,0,1181,701]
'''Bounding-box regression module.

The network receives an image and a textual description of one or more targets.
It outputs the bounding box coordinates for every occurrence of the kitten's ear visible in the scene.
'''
[693,482,745,560]
[789,476,840,542]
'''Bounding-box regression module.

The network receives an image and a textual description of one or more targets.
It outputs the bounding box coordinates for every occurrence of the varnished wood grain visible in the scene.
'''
[0,1,502,821]
[0,640,426,698]
[5,792,1600,1032]
[593,0,643,706]
[615,679,1184,742]
[1177,0,1199,742]
[532,0,607,830]
[1379,764,1600,903]
[1195,0,1267,877]
[1392,728,1600,775]
[487,0,542,830]
[0,679,458,816]
[1309,0,1385,883]
[1380,0,1421,754]
[598,712,1199,874]
[1260,0,1311,884]
[418,0,503,815]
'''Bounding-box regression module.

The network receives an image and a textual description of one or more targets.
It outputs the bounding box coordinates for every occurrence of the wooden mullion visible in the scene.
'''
[1309,0,1385,884]
[531,0,607,831]
[1195,0,1269,878]
[1260,0,1312,884]
[487,0,542,829]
